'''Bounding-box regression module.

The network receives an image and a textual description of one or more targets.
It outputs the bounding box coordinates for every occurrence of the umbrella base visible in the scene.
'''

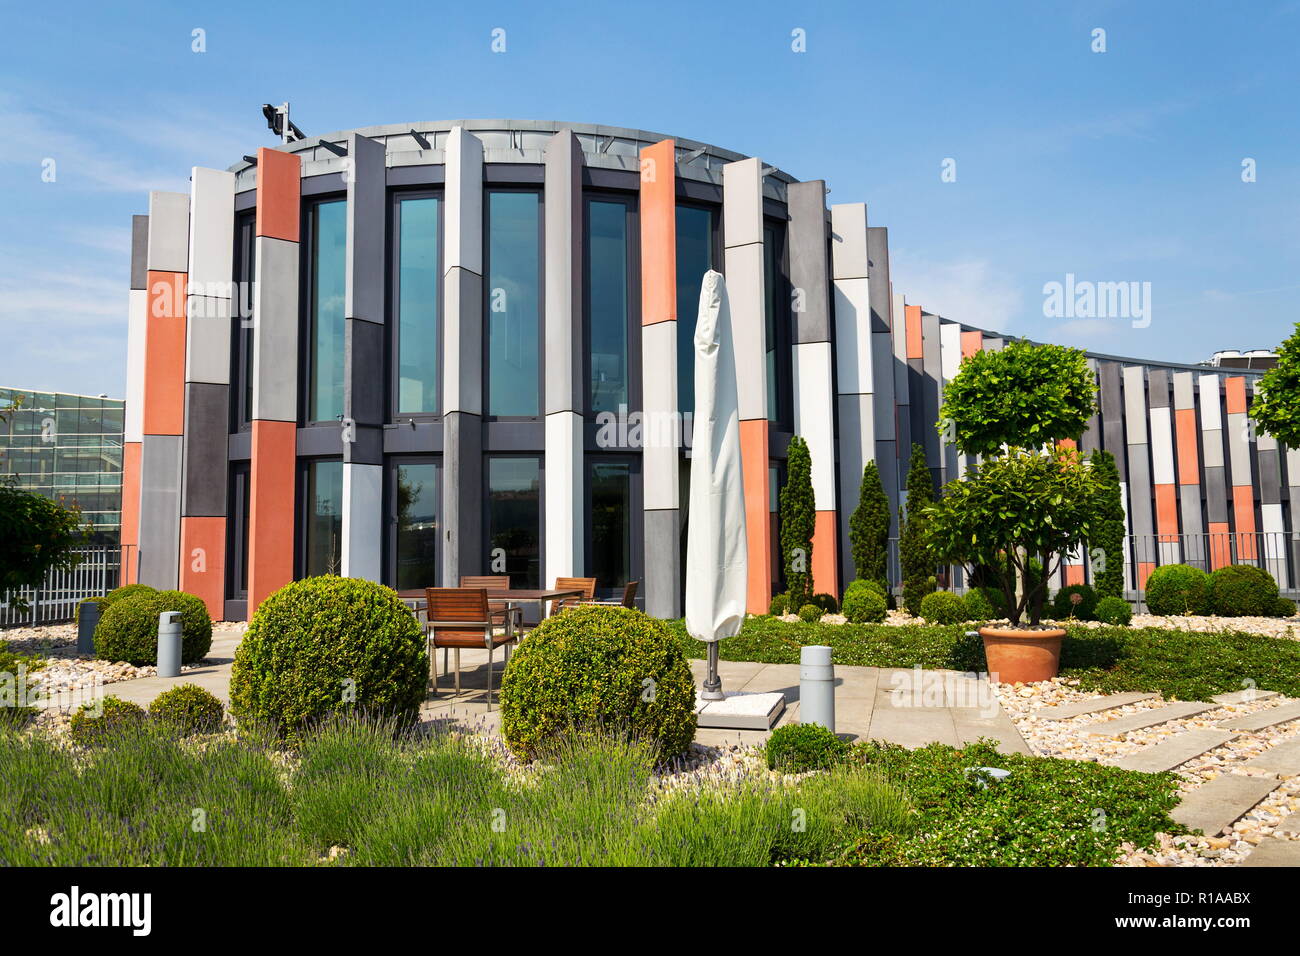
[695,691,787,730]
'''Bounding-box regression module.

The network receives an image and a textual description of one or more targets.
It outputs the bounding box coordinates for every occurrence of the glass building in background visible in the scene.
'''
[0,387,125,546]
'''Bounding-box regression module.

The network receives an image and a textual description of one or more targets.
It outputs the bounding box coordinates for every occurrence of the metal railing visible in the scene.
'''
[0,547,120,628]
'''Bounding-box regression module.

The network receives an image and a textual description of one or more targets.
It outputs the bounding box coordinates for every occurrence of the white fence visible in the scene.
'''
[0,547,120,628]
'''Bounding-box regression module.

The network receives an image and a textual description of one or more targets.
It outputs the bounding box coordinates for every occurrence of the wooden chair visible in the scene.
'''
[459,574,521,634]
[582,580,639,609]
[425,587,517,709]
[551,576,597,616]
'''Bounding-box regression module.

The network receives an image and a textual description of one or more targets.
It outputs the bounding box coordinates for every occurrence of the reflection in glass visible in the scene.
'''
[304,460,343,577]
[487,457,540,588]
[590,461,631,589]
[397,197,440,414]
[487,192,540,417]
[309,201,347,422]
[588,200,628,412]
[395,462,438,589]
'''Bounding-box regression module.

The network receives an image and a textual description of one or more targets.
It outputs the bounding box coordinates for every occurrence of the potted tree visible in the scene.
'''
[925,341,1103,683]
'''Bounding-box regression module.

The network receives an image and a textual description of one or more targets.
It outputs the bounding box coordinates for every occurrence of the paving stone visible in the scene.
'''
[1276,813,1300,835]
[1211,689,1280,706]
[1242,736,1300,776]
[1218,700,1300,732]
[1240,837,1300,867]
[1171,775,1280,836]
[1110,730,1239,773]
[1034,692,1157,721]
[1081,701,1217,736]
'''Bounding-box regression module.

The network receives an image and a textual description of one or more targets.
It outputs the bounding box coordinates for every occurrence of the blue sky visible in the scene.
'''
[2,0,1297,397]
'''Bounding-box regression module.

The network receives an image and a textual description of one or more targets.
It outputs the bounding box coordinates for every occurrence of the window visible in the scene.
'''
[301,459,343,577]
[390,459,439,590]
[587,198,631,413]
[307,199,347,423]
[588,459,636,591]
[675,204,716,415]
[231,213,256,429]
[226,462,250,599]
[394,195,441,415]
[486,456,541,588]
[764,223,789,425]
[486,191,541,417]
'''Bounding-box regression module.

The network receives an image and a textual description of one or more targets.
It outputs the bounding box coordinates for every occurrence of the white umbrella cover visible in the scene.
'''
[684,269,747,656]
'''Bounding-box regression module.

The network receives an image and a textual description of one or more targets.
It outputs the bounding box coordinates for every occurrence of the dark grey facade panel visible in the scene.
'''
[302,173,347,197]
[1098,362,1127,480]
[441,410,483,584]
[787,181,831,345]
[582,168,638,191]
[387,166,446,187]
[181,382,229,517]
[344,317,384,467]
[484,164,544,184]
[484,421,546,450]
[296,425,344,458]
[130,215,149,290]
[920,312,942,474]
[345,133,386,324]
[1204,466,1229,523]
[1126,446,1155,538]
[1260,447,1281,505]
[383,421,443,454]
[866,227,891,335]
[227,429,251,461]
[1147,369,1170,408]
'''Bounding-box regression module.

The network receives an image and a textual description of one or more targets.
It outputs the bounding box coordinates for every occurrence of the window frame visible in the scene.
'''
[482,186,546,421]
[582,191,642,418]
[583,453,644,601]
[299,195,349,427]
[482,453,545,589]
[230,211,256,432]
[384,454,442,589]
[295,456,345,579]
[388,188,445,421]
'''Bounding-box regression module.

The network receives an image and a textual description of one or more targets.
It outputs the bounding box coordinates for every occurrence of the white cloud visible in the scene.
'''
[888,251,1024,333]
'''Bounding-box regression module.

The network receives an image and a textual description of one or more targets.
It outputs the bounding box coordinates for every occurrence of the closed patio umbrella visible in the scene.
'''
[684,269,746,700]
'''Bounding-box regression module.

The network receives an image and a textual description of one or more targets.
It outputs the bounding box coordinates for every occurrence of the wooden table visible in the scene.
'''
[399,588,585,619]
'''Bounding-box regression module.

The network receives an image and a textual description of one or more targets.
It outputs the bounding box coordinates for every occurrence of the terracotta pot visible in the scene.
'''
[979,626,1065,684]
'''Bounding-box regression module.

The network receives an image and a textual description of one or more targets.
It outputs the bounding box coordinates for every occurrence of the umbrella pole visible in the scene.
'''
[701,642,724,700]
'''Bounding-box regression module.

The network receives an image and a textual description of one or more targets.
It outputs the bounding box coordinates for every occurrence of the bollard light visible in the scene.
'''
[799,644,835,732]
[156,611,182,678]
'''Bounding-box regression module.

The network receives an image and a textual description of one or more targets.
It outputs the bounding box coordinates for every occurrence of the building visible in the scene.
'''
[120,120,1294,622]
[0,387,124,546]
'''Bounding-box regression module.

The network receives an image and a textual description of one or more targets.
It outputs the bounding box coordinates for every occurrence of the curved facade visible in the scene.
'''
[121,120,1288,621]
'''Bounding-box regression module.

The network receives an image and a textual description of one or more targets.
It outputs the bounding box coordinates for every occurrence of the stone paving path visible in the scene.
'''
[68,631,1030,755]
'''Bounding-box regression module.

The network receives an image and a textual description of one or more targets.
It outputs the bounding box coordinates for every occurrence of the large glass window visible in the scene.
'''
[486,191,541,417]
[302,459,343,577]
[308,200,347,423]
[764,225,781,423]
[587,198,630,413]
[589,460,632,590]
[486,456,541,588]
[225,462,250,599]
[675,205,715,415]
[395,196,441,415]
[392,460,439,590]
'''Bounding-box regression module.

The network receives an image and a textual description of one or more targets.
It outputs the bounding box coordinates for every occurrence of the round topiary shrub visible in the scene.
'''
[768,593,790,616]
[797,603,823,623]
[68,696,148,747]
[812,593,839,614]
[765,722,850,773]
[104,583,157,605]
[919,590,968,625]
[1208,564,1279,617]
[1273,597,1297,618]
[148,683,225,735]
[1094,596,1133,626]
[842,579,887,624]
[94,589,212,666]
[229,576,427,739]
[499,605,696,761]
[1051,583,1098,621]
[1144,564,1211,616]
[962,588,996,621]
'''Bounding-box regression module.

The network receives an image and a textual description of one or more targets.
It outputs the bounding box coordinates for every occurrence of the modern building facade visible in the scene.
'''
[1,386,125,546]
[121,120,1294,622]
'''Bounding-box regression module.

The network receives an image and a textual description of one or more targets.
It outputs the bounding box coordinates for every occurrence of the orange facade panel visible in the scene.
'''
[1224,376,1248,415]
[639,139,676,327]
[180,516,227,621]
[905,304,923,360]
[812,510,839,599]
[1232,485,1258,560]
[119,441,141,585]
[1154,484,1179,540]
[255,147,302,242]
[248,419,297,612]
[740,418,772,614]
[1064,564,1085,586]
[960,330,983,359]
[143,271,187,436]
[1208,521,1232,570]
[1174,408,1200,483]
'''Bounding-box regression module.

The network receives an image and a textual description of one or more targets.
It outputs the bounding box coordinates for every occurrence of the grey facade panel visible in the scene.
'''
[787,181,831,344]
[1126,446,1155,538]
[441,410,483,585]
[1259,447,1281,505]
[1098,362,1127,480]
[139,435,182,589]
[181,383,229,517]
[835,392,870,579]
[1179,485,1204,537]
[866,227,891,335]
[543,130,583,415]
[345,316,385,431]
[130,215,149,291]
[296,425,345,458]
[1147,369,1170,408]
[1204,465,1230,523]
[383,421,443,454]
[345,133,387,324]
[920,313,942,473]
[643,508,681,619]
